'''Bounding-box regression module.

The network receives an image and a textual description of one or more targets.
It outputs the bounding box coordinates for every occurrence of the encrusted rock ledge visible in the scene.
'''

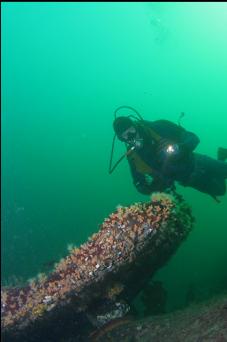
[1,192,194,341]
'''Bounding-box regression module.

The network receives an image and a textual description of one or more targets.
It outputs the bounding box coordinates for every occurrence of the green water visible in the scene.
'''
[1,2,227,312]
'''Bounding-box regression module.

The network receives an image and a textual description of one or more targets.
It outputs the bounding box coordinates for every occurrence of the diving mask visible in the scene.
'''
[120,127,143,149]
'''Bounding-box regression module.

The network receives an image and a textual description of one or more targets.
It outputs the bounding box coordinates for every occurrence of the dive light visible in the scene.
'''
[165,144,179,156]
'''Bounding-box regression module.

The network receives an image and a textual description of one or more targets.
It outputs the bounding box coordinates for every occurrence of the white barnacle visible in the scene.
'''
[43,295,52,304]
[95,264,100,269]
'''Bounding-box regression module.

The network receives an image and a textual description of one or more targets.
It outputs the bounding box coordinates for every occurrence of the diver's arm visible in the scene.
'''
[129,165,150,194]
[127,156,152,194]
[179,130,200,153]
[127,157,173,194]
[150,120,200,155]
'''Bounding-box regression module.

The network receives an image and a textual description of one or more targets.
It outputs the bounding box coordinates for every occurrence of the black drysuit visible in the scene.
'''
[127,120,227,198]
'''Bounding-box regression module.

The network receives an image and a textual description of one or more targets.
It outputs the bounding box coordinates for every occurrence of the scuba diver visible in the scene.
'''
[109,106,227,202]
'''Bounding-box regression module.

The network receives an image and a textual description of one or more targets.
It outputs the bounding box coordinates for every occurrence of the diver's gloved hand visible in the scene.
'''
[135,176,173,194]
[135,180,153,195]
[135,176,153,194]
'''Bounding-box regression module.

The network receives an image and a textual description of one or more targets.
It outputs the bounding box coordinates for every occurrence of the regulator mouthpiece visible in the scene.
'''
[129,138,143,150]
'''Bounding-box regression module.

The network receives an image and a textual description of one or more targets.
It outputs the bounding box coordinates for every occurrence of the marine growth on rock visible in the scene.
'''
[1,192,194,341]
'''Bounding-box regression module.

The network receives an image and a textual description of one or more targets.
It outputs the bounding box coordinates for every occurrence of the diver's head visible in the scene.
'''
[113,116,143,149]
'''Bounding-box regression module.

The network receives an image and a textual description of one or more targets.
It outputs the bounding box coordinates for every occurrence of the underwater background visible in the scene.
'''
[1,2,227,314]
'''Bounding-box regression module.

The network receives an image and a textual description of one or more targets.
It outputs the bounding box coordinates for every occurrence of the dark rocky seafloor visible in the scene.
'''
[89,293,227,342]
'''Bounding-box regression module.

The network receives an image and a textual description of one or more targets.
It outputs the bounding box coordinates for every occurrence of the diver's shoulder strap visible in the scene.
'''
[138,120,162,142]
[128,150,154,174]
